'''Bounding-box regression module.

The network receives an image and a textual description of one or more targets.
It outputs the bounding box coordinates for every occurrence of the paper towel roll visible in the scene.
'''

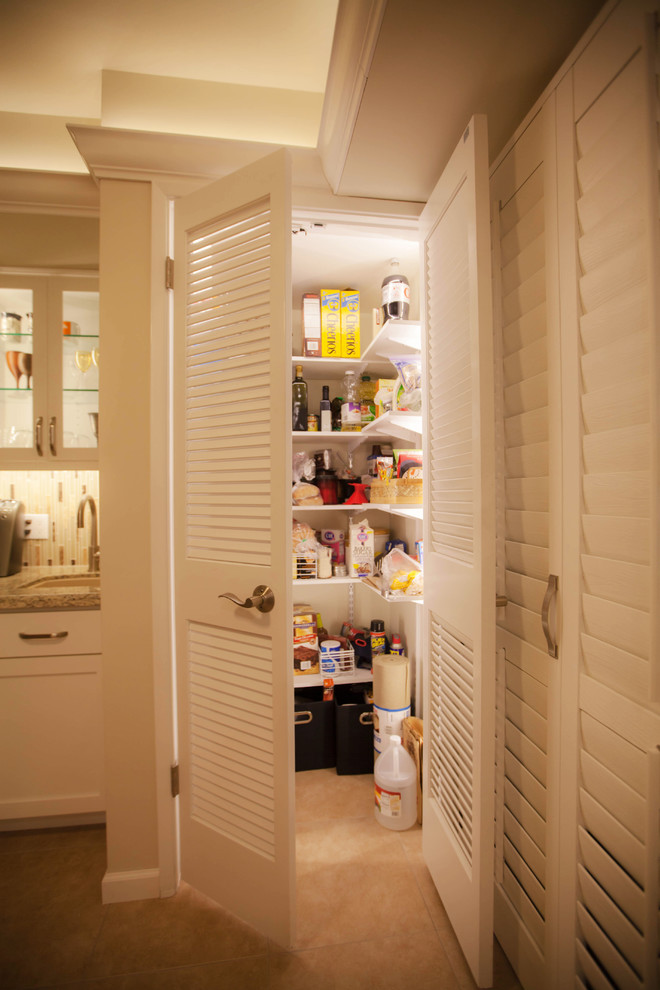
[373,654,410,710]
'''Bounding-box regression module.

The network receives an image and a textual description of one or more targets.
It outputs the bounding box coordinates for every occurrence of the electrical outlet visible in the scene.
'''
[24,513,50,540]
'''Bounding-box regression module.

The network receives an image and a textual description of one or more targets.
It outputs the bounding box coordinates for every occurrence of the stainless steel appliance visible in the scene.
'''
[0,499,25,576]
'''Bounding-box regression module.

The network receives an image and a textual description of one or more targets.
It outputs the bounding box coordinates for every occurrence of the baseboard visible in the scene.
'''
[0,812,106,832]
[101,867,161,904]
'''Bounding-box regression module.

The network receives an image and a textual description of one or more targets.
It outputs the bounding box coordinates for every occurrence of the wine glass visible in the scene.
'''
[75,350,92,374]
[91,347,99,367]
[17,352,32,389]
[6,350,22,387]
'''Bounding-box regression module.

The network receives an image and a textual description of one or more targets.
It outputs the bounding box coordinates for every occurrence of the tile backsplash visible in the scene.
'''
[1,471,100,568]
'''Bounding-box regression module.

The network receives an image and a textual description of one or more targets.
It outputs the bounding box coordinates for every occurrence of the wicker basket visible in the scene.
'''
[369,479,423,504]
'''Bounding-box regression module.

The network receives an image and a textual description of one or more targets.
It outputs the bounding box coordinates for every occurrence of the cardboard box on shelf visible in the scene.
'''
[340,289,360,358]
[348,518,374,578]
[320,289,341,358]
[302,293,321,357]
[402,716,423,824]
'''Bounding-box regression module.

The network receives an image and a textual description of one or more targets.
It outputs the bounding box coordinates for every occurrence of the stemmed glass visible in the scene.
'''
[6,350,22,387]
[17,353,32,388]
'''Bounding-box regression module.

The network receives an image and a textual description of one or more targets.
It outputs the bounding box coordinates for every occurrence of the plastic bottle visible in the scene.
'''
[319,385,332,432]
[359,375,377,425]
[292,365,308,431]
[390,633,404,656]
[374,735,417,830]
[381,258,410,323]
[341,371,361,431]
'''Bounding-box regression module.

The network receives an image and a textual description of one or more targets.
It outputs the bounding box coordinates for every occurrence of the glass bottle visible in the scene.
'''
[292,364,308,431]
[381,258,410,323]
[341,370,361,432]
[320,384,332,432]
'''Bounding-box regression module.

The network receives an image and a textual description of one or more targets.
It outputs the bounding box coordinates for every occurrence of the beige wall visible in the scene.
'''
[99,179,159,875]
[0,213,99,270]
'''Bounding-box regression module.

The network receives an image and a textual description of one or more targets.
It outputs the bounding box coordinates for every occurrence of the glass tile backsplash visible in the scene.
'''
[0,471,100,567]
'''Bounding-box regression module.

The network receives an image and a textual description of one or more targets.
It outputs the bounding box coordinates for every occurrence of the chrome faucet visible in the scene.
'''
[77,495,100,573]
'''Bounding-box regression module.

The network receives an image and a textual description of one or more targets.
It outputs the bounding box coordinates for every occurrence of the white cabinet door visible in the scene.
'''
[173,149,295,947]
[420,115,497,988]
[489,98,565,990]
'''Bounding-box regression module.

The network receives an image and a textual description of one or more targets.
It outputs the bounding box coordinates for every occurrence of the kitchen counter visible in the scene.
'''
[0,566,101,613]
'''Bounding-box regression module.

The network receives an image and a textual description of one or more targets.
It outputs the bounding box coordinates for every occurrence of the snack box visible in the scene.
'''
[340,289,360,358]
[348,519,374,578]
[302,293,321,357]
[320,290,341,358]
[293,608,320,676]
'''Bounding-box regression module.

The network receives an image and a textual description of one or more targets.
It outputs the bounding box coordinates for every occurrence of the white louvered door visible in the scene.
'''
[420,115,497,989]
[489,100,564,989]
[568,17,660,989]
[173,150,295,946]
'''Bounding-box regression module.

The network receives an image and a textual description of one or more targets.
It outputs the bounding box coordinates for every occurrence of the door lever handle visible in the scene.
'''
[541,574,559,658]
[218,584,275,613]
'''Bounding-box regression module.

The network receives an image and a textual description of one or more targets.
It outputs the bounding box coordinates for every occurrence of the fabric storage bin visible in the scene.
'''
[334,682,374,775]
[294,687,335,771]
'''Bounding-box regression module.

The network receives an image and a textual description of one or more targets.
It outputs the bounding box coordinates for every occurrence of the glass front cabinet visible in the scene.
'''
[0,273,99,467]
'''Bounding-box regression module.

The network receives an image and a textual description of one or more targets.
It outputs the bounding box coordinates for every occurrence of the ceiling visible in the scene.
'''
[0,0,608,207]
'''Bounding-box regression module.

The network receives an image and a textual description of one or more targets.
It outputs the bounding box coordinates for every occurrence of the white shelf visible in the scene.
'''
[351,410,422,449]
[293,576,359,586]
[292,318,421,380]
[294,670,373,689]
[291,502,422,520]
[292,430,359,444]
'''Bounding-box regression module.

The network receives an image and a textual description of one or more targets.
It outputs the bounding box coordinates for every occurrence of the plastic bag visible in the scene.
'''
[292,451,316,484]
[390,355,422,413]
[381,546,423,598]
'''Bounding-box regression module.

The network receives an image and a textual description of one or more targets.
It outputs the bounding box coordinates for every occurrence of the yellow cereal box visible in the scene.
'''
[340,289,360,358]
[320,290,341,358]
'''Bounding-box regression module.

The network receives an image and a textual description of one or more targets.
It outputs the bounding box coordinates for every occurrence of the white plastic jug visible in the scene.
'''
[374,734,417,830]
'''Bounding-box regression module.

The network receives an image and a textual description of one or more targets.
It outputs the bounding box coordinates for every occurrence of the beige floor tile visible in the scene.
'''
[270,930,460,990]
[295,769,374,824]
[47,955,271,989]
[84,882,268,978]
[296,815,414,876]
[0,930,99,989]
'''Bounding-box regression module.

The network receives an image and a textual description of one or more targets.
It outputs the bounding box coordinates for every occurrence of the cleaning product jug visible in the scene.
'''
[374,734,417,830]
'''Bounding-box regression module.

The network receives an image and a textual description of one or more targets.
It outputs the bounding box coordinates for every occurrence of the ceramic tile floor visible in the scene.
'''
[0,770,523,990]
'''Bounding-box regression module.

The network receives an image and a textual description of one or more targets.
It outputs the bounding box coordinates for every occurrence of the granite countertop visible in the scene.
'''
[0,565,101,613]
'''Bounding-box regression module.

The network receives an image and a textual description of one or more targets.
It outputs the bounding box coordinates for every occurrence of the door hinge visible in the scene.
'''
[170,763,180,798]
[165,256,174,290]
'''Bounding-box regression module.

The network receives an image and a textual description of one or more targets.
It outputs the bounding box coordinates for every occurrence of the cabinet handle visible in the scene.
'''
[19,631,69,640]
[541,574,559,658]
[49,416,57,456]
[35,416,44,456]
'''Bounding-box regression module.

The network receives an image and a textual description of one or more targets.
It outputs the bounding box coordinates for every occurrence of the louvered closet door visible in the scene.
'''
[173,150,295,946]
[421,116,497,989]
[570,26,660,990]
[489,101,563,990]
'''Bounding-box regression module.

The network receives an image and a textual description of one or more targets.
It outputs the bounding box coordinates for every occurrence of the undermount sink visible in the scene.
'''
[29,575,101,591]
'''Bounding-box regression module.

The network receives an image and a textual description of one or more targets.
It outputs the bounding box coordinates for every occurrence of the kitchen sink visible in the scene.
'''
[28,575,101,591]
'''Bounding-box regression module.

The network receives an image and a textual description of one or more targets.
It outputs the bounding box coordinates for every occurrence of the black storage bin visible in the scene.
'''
[294,687,336,771]
[334,682,374,775]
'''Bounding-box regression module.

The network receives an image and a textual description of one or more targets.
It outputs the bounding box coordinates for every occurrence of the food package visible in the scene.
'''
[394,449,423,479]
[302,293,321,357]
[391,355,422,412]
[294,604,319,676]
[292,518,321,577]
[340,289,360,358]
[348,517,374,578]
[374,378,397,418]
[292,482,323,506]
[402,716,423,823]
[321,289,341,358]
[381,546,423,598]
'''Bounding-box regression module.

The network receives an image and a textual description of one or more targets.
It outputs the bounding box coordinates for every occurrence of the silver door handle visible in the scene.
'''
[35,416,44,456]
[218,584,275,613]
[541,574,558,658]
[49,416,57,456]
[19,631,69,640]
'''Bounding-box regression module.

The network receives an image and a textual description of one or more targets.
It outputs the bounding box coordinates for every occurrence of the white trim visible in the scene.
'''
[316,0,387,193]
[101,868,161,904]
[0,812,105,832]
[150,184,180,898]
